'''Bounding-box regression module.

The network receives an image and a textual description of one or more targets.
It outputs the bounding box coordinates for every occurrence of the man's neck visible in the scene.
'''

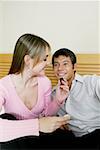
[67,74,75,90]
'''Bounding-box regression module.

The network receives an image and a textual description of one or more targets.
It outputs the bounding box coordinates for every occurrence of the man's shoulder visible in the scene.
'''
[76,73,100,81]
[77,74,100,89]
[75,74,100,89]
[82,74,100,81]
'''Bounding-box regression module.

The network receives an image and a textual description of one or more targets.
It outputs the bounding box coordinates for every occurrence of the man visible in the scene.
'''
[52,48,100,149]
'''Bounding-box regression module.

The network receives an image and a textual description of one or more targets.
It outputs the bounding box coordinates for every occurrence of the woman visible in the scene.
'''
[0,34,69,149]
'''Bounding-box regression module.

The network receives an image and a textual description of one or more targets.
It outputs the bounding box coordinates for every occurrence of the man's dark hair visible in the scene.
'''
[52,48,77,67]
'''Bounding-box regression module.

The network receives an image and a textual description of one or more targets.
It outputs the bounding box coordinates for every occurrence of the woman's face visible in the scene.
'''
[29,48,51,76]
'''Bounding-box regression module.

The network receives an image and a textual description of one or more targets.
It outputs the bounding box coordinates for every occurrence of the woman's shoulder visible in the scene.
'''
[0,75,10,84]
[38,76,51,86]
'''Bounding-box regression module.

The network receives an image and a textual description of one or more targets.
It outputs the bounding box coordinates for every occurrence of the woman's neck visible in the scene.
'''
[14,71,38,88]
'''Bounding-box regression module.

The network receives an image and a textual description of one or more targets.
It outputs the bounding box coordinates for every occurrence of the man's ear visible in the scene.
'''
[73,63,77,72]
[24,55,31,66]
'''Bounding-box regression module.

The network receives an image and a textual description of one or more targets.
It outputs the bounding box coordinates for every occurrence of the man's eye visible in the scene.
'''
[63,63,68,66]
[54,64,58,67]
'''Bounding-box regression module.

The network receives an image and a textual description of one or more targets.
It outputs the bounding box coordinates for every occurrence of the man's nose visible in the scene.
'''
[58,64,64,70]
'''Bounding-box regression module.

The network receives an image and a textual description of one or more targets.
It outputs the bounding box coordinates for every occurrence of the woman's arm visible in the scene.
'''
[0,84,39,142]
[0,118,39,142]
[42,79,69,117]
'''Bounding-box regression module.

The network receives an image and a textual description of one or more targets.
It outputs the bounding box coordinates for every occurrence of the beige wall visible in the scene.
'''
[0,0,99,54]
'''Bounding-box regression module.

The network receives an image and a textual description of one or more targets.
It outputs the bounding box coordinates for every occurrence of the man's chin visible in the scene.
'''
[58,76,65,79]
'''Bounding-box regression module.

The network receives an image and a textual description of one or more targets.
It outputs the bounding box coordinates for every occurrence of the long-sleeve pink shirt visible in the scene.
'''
[0,75,60,142]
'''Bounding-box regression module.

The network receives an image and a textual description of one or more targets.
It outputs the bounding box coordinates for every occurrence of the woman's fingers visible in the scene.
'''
[52,115,70,130]
[39,115,70,133]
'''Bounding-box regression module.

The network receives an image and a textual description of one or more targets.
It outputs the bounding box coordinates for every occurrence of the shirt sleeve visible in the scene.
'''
[41,80,62,117]
[0,118,39,142]
[95,77,100,101]
[0,82,39,142]
[44,99,62,116]
[0,84,6,112]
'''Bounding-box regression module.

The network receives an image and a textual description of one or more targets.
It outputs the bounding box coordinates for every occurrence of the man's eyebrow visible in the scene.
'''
[54,60,69,63]
[62,60,69,62]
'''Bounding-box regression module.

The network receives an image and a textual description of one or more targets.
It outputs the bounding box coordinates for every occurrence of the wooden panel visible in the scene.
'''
[76,54,100,75]
[0,54,12,78]
[0,53,100,87]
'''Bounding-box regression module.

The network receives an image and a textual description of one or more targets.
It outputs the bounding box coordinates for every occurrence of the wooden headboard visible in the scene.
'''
[0,53,100,87]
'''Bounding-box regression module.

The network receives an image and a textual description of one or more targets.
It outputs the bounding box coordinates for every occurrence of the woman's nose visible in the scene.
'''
[47,58,52,66]
[47,60,51,65]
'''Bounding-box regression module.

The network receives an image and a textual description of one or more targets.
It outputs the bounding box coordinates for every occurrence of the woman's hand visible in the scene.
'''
[60,124,71,131]
[23,61,47,86]
[55,79,69,104]
[39,115,70,133]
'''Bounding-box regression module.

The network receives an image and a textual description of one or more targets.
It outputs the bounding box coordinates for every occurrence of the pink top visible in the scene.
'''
[0,75,60,142]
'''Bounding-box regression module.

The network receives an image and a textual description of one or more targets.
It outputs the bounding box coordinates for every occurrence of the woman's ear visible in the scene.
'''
[24,55,31,66]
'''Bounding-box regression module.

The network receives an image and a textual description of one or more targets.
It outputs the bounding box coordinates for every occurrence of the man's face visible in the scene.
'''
[53,55,76,81]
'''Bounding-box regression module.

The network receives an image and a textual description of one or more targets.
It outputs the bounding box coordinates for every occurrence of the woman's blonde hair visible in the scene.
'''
[9,33,51,74]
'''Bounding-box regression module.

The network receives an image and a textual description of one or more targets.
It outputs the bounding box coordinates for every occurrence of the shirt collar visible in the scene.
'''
[74,73,84,83]
[52,73,83,93]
